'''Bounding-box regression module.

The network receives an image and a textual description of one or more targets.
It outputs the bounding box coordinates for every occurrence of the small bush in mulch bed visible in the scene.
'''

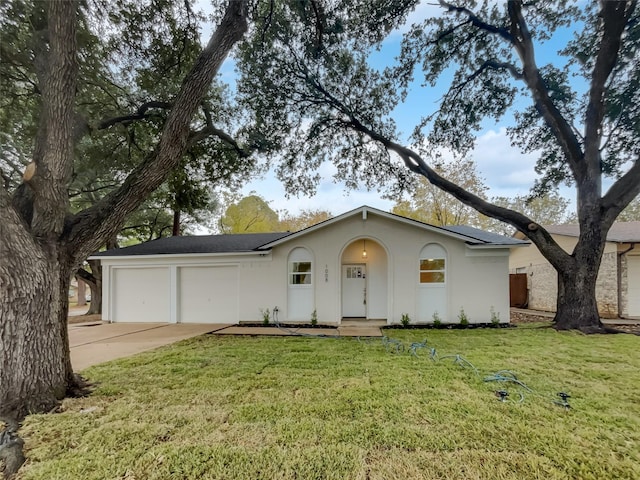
[383,323,515,331]
[240,323,336,329]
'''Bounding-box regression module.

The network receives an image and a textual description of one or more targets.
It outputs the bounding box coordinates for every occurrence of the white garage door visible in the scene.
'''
[179,266,239,323]
[628,256,640,317]
[113,267,170,322]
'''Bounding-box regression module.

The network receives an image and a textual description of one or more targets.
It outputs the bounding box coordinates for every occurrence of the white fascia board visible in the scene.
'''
[465,246,510,257]
[465,243,529,249]
[88,250,270,261]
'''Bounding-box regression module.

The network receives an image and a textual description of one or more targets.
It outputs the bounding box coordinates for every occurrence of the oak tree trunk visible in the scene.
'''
[172,209,181,236]
[0,240,75,422]
[85,265,102,316]
[77,277,87,306]
[555,265,604,332]
[553,226,606,332]
[77,259,102,315]
[0,0,249,435]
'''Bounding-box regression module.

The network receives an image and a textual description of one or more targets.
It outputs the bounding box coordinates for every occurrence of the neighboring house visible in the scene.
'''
[91,206,528,326]
[509,222,640,318]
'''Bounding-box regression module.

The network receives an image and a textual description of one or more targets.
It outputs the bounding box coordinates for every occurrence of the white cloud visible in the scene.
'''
[472,127,540,196]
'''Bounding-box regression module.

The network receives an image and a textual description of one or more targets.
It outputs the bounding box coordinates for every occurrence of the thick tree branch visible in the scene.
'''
[188,102,250,156]
[63,0,249,263]
[302,70,571,270]
[75,267,96,289]
[98,101,172,130]
[28,0,78,238]
[601,159,640,226]
[438,0,512,42]
[506,1,586,185]
[583,1,635,180]
[188,125,250,156]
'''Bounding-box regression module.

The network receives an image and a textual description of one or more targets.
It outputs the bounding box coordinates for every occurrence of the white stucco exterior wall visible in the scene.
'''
[99,211,513,325]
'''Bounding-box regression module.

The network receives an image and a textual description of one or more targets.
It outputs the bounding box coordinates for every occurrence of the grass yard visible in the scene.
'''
[19,325,640,479]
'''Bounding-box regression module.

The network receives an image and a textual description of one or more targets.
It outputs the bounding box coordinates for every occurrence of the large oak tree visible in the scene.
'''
[238,0,640,332]
[0,0,249,434]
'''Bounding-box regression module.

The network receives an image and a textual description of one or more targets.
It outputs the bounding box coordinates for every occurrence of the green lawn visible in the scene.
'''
[20,325,640,479]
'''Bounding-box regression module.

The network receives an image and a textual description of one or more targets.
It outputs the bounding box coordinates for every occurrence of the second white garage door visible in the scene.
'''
[627,256,640,317]
[179,266,239,323]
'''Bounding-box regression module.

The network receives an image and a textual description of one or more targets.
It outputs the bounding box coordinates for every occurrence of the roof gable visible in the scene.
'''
[92,206,527,258]
[260,206,528,249]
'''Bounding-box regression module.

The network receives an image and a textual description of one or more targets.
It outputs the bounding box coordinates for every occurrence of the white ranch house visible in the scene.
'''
[93,206,528,326]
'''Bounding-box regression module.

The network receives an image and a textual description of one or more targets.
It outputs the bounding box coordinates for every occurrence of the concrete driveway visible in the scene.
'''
[69,321,383,370]
[69,322,231,370]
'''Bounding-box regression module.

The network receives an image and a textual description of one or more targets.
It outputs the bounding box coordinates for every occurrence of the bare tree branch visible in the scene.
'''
[98,101,172,130]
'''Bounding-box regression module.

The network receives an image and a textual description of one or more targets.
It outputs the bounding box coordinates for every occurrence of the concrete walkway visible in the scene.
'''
[213,325,383,338]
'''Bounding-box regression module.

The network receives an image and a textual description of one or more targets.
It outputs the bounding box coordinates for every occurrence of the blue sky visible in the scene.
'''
[203,1,585,219]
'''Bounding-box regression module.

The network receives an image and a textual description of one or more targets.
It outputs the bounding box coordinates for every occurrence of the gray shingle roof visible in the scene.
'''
[93,206,529,258]
[440,225,529,246]
[93,232,292,257]
[545,221,640,243]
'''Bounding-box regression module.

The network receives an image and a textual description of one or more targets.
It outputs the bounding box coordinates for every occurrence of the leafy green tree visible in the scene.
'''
[392,159,488,226]
[0,0,250,441]
[483,192,573,235]
[617,197,640,222]
[219,194,281,233]
[279,208,333,231]
[238,0,640,332]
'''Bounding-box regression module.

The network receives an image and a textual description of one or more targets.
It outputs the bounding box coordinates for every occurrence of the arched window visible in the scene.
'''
[419,244,446,284]
[288,247,312,285]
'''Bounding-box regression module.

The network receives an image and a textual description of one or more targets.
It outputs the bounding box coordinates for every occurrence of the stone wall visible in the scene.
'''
[511,252,619,317]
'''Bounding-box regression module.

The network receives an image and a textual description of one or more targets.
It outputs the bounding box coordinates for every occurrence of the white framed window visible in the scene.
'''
[288,247,313,286]
[290,261,312,285]
[419,244,447,284]
[420,258,445,283]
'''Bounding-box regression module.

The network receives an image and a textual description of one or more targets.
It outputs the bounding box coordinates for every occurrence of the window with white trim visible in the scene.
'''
[290,261,312,285]
[419,244,446,284]
[288,247,313,285]
[419,258,445,283]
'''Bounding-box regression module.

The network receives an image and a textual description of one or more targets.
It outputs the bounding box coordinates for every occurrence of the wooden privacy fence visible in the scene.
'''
[509,273,528,308]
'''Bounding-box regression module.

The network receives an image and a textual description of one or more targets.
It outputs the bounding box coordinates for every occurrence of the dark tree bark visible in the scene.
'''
[76,277,87,306]
[0,0,249,437]
[172,209,181,236]
[75,260,102,315]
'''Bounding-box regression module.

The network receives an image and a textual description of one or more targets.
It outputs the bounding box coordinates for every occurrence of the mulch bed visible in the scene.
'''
[66,311,639,334]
